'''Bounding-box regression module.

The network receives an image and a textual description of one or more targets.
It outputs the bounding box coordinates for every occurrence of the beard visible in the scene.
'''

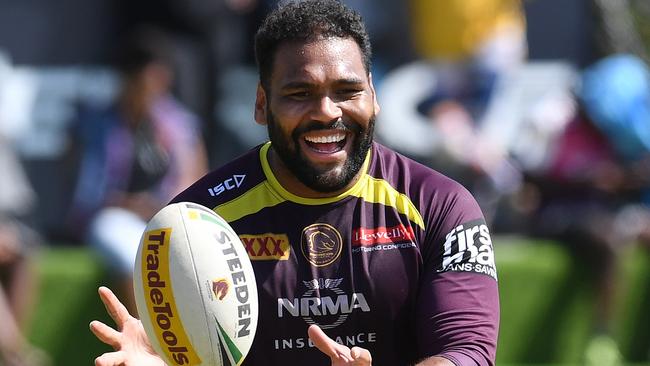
[266,110,375,193]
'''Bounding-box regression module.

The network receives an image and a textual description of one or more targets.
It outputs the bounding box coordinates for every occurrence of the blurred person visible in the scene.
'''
[411,0,527,119]
[413,0,527,187]
[89,1,500,365]
[376,0,528,224]
[0,136,49,366]
[69,28,208,314]
[115,0,269,168]
[520,54,650,366]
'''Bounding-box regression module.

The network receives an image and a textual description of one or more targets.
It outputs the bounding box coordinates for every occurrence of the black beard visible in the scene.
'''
[266,112,375,193]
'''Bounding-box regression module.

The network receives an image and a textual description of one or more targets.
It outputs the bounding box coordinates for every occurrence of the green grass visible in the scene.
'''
[496,238,595,364]
[27,247,114,366]
[496,237,650,365]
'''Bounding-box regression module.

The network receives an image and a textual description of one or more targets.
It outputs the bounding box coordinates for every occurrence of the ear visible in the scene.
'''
[254,83,268,126]
[368,73,380,114]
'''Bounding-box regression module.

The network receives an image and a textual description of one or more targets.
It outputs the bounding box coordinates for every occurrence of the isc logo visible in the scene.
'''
[208,175,246,197]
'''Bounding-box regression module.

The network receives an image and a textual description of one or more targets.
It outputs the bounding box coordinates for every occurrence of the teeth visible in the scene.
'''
[305,133,346,144]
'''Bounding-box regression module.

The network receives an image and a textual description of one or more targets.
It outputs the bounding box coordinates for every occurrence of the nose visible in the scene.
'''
[311,95,342,122]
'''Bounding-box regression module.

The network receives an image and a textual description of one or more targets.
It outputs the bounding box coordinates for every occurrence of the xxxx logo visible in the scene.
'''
[239,234,291,260]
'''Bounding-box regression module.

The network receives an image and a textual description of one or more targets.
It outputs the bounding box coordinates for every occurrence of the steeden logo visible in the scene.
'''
[301,224,342,267]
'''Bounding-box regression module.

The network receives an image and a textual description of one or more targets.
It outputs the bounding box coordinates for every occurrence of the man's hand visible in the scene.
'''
[90,286,165,366]
[308,325,372,365]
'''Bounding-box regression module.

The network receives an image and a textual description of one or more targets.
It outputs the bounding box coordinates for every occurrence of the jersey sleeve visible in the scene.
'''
[416,182,499,366]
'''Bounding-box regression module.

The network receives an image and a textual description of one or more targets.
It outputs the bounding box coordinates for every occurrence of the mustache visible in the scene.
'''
[292,119,361,138]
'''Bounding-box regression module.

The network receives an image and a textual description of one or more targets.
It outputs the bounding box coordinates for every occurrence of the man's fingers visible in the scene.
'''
[308,325,352,361]
[94,350,126,366]
[89,320,122,349]
[350,346,372,364]
[98,286,131,328]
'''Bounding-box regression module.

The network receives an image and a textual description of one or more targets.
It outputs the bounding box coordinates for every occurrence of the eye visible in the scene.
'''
[286,91,312,100]
[336,88,363,100]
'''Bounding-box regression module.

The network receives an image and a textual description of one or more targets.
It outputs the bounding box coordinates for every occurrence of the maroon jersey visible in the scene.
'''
[171,142,499,366]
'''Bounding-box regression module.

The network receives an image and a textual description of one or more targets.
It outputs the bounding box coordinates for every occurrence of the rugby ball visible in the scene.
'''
[133,202,258,366]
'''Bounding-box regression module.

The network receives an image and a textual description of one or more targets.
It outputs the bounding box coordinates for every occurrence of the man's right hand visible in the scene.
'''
[90,286,166,366]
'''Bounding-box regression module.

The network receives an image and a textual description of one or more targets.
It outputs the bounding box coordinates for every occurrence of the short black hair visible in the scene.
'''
[254,0,372,90]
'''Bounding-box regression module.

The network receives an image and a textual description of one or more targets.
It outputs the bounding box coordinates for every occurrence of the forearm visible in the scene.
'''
[415,271,498,366]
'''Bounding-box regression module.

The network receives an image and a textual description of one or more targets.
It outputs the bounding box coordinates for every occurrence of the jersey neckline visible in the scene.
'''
[259,141,372,205]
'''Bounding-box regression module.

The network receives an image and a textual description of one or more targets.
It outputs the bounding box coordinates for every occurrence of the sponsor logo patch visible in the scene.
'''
[301,224,342,267]
[437,219,497,280]
[214,230,254,338]
[240,234,291,261]
[277,278,370,330]
[141,229,202,365]
[208,174,246,197]
[273,332,377,350]
[352,224,415,246]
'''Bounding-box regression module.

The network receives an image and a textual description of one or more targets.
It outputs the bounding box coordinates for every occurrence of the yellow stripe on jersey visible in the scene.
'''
[259,142,372,205]
[353,176,425,230]
[214,180,286,222]
[215,142,424,229]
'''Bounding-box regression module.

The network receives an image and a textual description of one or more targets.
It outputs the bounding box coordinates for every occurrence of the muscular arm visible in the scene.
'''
[416,270,499,365]
[416,183,500,365]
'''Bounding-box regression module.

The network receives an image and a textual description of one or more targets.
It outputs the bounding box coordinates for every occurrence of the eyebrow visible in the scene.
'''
[280,77,366,90]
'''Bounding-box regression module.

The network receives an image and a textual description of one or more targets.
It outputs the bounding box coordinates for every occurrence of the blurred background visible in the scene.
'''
[1,0,650,365]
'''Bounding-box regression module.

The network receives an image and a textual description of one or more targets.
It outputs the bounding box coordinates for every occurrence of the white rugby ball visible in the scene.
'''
[133,202,258,366]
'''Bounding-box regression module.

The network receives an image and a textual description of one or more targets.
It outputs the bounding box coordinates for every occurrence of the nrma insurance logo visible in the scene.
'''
[277,278,370,330]
[437,219,497,280]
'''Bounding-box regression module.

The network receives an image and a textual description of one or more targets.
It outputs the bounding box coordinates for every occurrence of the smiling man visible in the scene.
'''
[90,1,499,365]
[256,23,378,197]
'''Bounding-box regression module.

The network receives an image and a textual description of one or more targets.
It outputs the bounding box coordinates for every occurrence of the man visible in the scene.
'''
[90,1,499,365]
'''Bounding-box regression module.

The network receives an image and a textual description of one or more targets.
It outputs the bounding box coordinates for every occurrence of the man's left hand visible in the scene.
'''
[308,325,372,365]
